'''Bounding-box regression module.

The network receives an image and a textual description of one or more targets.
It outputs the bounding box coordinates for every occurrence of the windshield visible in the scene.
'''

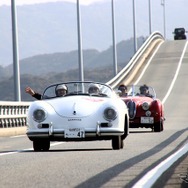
[118,85,156,98]
[175,28,185,34]
[42,81,113,99]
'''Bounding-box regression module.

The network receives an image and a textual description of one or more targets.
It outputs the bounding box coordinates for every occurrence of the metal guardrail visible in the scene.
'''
[0,31,164,129]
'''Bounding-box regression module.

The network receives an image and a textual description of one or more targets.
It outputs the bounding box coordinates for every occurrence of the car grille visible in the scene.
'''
[127,101,136,119]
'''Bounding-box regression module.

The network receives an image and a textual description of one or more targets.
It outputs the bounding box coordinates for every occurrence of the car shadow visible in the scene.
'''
[21,148,112,153]
[129,130,153,133]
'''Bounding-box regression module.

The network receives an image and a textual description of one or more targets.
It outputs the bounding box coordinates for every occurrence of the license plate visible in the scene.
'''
[141,117,154,124]
[64,128,85,138]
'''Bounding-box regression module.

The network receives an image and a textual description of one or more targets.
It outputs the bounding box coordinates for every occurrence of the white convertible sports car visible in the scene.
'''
[26,81,129,151]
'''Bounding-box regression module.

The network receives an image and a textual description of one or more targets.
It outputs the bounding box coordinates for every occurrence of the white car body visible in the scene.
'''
[26,81,129,151]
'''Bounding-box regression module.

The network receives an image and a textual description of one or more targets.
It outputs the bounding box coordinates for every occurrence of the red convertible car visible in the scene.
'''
[119,84,164,132]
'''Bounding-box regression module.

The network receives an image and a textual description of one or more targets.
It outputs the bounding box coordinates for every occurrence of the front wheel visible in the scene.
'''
[33,140,50,151]
[153,121,164,132]
[112,136,122,150]
[121,114,129,140]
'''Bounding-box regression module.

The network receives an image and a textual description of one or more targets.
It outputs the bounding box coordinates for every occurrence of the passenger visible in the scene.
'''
[139,84,153,98]
[88,83,100,94]
[118,84,128,97]
[55,84,68,97]
[25,87,42,100]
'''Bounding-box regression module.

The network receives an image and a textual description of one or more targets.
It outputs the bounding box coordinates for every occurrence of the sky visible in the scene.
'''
[0,0,109,6]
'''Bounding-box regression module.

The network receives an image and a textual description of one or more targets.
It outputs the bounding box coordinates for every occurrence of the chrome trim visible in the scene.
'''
[96,122,100,136]
[49,122,53,136]
[142,101,150,110]
[127,100,136,119]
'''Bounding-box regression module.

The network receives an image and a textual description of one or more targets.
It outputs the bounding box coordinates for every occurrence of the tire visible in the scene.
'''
[121,115,129,140]
[120,139,124,149]
[33,140,50,151]
[33,140,42,151]
[112,136,121,150]
[153,121,163,132]
[42,140,50,151]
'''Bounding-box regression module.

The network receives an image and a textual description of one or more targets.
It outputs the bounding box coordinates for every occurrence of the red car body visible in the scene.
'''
[120,85,164,132]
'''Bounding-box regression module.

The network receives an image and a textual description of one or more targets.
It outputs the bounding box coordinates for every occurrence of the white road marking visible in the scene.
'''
[0,142,64,156]
[132,142,188,188]
[133,40,188,187]
[10,135,27,138]
[162,40,188,104]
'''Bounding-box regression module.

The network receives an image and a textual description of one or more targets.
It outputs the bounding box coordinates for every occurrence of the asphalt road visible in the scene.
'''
[0,40,187,188]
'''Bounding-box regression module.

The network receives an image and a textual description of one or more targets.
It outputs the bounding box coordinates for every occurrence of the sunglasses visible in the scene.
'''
[89,87,98,91]
[119,87,126,90]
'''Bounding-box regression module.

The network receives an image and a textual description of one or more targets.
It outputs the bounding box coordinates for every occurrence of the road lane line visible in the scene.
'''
[134,40,188,104]
[133,40,188,187]
[132,142,188,188]
[10,135,27,138]
[162,40,188,104]
[0,142,64,156]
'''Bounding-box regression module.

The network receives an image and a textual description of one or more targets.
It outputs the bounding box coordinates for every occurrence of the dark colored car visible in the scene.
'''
[173,28,187,40]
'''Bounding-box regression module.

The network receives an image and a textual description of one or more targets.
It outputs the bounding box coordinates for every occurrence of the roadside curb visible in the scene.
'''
[0,127,27,137]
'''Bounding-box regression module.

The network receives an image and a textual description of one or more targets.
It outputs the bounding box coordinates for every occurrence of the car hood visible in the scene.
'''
[45,96,106,117]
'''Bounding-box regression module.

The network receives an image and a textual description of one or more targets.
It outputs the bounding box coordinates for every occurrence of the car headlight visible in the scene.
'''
[104,108,117,121]
[142,102,150,111]
[33,109,47,122]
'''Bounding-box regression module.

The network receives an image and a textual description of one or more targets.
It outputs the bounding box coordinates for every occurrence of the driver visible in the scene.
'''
[139,84,153,98]
[56,84,68,97]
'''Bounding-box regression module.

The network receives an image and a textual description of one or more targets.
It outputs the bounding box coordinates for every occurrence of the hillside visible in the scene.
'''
[3,37,144,78]
[0,64,125,101]
[0,36,145,101]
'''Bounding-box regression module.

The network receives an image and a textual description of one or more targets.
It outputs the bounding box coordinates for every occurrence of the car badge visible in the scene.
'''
[73,110,76,115]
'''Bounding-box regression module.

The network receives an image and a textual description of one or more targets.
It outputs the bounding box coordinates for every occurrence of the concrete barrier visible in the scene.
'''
[0,126,27,137]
